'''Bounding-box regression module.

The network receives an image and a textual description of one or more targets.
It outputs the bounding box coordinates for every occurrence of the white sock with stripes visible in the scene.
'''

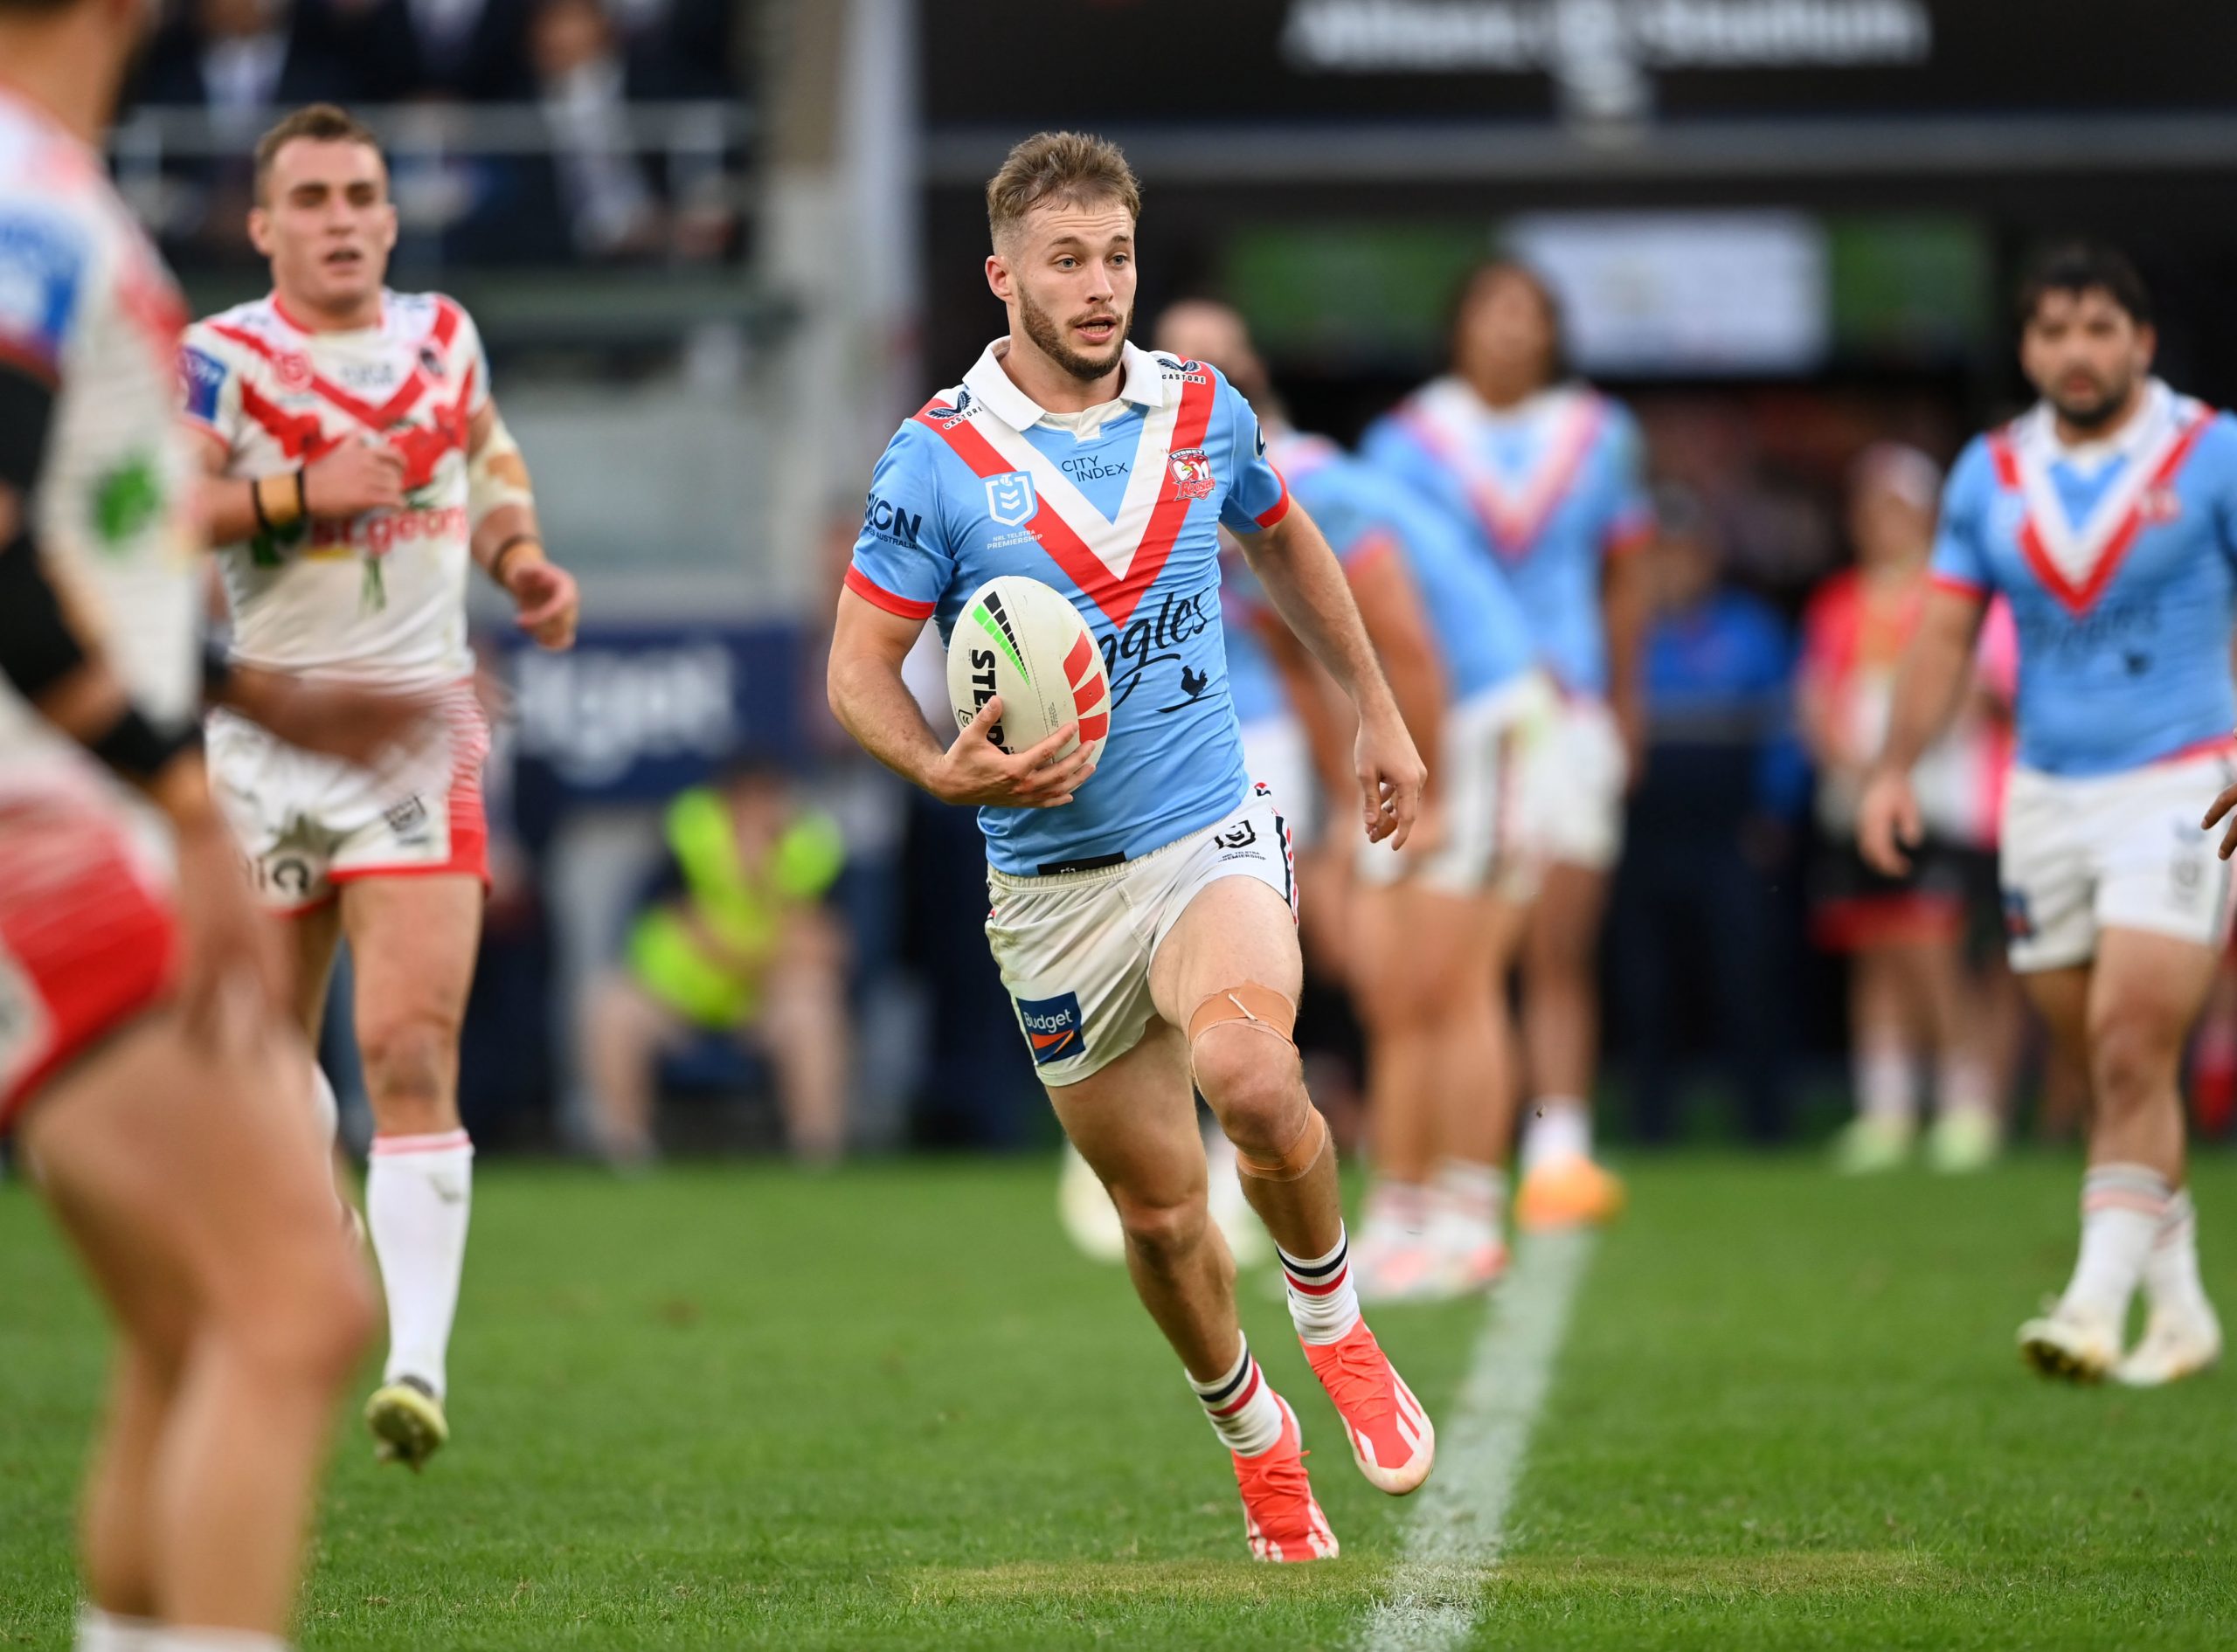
[1189,1337,1285,1457]
[2062,1162,2169,1330]
[367,1130,474,1397]
[2141,1186,2212,1322]
[1278,1229,1361,1344]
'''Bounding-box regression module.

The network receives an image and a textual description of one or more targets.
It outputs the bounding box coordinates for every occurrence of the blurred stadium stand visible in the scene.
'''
[128,0,2237,1156]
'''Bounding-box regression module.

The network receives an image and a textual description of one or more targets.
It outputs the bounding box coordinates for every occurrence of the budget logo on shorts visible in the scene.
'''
[986,471,1037,527]
[1016,991,1084,1065]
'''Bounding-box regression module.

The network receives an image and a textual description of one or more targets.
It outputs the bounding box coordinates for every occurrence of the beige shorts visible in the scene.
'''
[1356,674,1540,897]
[1516,689,1626,874]
[207,680,486,914]
[1999,747,2237,973]
[985,785,1297,1087]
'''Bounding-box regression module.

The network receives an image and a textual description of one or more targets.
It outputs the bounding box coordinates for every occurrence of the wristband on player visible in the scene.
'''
[488,532,542,589]
[87,704,202,783]
[250,468,307,534]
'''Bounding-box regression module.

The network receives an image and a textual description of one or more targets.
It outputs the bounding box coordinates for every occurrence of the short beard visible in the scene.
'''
[1019,286,1128,385]
[2049,370,2137,433]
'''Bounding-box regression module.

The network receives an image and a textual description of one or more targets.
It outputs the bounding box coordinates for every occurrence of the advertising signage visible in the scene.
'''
[923,0,2236,128]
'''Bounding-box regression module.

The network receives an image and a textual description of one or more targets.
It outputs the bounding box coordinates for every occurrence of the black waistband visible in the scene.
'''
[1035,851,1126,875]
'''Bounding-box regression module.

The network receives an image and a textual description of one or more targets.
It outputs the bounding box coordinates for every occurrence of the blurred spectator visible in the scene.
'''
[343,0,537,101]
[141,0,358,121]
[581,763,850,1165]
[1798,445,2015,1173]
[1609,489,1805,1144]
[526,0,662,257]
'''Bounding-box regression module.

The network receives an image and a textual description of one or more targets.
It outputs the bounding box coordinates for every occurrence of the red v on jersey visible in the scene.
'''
[915,372,1217,630]
[1407,385,1603,560]
[208,296,463,433]
[1990,404,2215,616]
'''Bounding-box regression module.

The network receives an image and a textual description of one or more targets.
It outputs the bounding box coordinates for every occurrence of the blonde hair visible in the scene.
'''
[985,131,1141,250]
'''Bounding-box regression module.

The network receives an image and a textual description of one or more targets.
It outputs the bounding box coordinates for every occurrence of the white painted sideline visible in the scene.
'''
[1357,1229,1598,1652]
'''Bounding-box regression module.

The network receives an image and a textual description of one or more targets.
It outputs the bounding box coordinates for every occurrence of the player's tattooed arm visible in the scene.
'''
[828,590,1094,809]
[1857,582,1989,874]
[1236,501,1424,847]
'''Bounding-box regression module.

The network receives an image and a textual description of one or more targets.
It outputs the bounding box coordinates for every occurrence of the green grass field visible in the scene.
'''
[3,1155,2233,1649]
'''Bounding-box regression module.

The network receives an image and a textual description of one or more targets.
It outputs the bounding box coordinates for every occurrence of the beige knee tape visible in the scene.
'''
[1236,1106,1328,1183]
[1186,983,1324,1181]
[1186,982,1298,1084]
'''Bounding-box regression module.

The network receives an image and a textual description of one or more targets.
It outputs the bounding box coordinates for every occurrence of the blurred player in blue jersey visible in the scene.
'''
[1863,245,2229,1386]
[827,134,1434,1561]
[1363,260,1652,1232]
[1158,300,1549,1303]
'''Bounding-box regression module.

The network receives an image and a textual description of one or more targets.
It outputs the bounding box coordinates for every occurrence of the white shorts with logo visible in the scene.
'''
[2000,747,2237,973]
[207,679,488,915]
[1356,674,1541,898]
[985,785,1298,1088]
[1241,714,1319,848]
[1517,689,1627,874]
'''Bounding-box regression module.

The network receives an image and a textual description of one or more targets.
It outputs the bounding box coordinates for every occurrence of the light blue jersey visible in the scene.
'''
[1218,429,1535,721]
[848,341,1291,874]
[1930,380,2237,778]
[1364,378,1652,695]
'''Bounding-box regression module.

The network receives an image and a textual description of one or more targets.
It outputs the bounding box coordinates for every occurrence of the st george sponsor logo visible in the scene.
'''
[308,503,468,555]
[1015,991,1084,1065]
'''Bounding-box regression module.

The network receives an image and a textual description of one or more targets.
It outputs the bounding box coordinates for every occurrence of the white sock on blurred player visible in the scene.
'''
[1278,1229,1361,1344]
[1521,1096,1592,1170]
[367,1130,474,1396]
[75,1605,158,1650]
[143,1629,289,1651]
[2061,1163,2168,1328]
[1432,1157,1505,1245]
[1933,1053,1995,1123]
[1855,1037,1915,1125]
[1189,1336,1284,1457]
[2139,1187,2211,1321]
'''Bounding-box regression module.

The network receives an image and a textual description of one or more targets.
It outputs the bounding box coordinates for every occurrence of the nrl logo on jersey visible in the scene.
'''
[273,349,315,392]
[986,470,1037,527]
[1167,448,1215,501]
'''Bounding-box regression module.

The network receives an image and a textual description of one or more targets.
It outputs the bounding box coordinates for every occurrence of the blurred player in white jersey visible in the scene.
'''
[180,104,581,1468]
[0,2,384,1643]
[1364,262,1652,1231]
[830,135,1432,1561]
[1866,246,2232,1385]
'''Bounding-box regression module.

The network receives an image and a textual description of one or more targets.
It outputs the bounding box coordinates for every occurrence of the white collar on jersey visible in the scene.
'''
[960,336,1170,433]
[1421,374,1584,429]
[2014,377,2178,479]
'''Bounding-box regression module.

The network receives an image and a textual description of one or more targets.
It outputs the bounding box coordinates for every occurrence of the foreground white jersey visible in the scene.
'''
[0,91,201,791]
[182,288,491,685]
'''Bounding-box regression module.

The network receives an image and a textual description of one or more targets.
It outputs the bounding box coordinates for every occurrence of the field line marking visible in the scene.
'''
[1357,1228,1598,1652]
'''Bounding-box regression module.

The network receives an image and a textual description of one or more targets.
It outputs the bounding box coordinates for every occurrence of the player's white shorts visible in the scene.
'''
[1356,673,1540,898]
[986,785,1297,1087]
[2000,745,2237,973]
[1241,715,1319,848]
[1516,688,1626,874]
[207,679,489,915]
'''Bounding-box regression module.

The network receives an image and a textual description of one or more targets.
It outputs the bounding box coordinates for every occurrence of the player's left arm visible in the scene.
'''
[468,396,578,651]
[1238,501,1424,848]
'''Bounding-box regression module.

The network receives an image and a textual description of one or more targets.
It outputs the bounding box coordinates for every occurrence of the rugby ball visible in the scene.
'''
[945,576,1112,768]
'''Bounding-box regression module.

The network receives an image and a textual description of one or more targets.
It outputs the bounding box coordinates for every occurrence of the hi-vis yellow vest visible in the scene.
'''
[627,786,844,1028]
